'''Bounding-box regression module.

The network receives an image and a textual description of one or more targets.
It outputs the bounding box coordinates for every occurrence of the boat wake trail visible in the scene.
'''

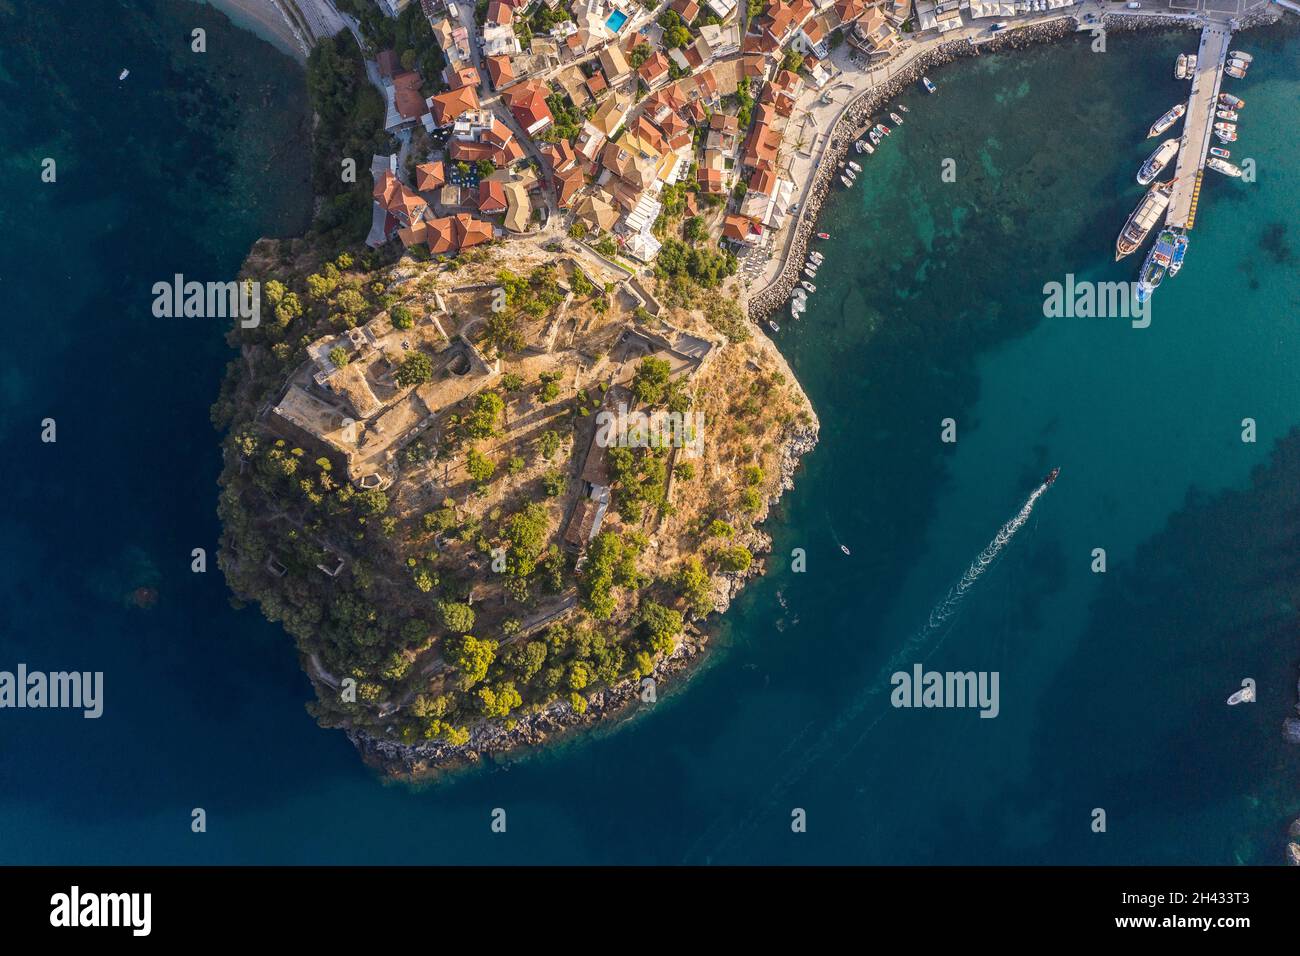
[687,468,1059,862]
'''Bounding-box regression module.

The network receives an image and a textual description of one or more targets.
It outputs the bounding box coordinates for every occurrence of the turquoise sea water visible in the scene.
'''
[1,5,1298,863]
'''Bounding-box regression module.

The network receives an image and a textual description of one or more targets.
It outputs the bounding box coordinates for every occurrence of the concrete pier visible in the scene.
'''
[1165,24,1233,229]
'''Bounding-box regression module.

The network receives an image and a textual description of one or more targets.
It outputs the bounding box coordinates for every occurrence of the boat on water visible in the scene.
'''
[1216,109,1239,121]
[1147,103,1186,138]
[815,232,830,239]
[840,544,852,555]
[1136,229,1176,303]
[1115,180,1175,260]
[805,264,819,277]
[1167,232,1188,278]
[879,124,892,136]
[118,68,130,81]
[1219,93,1244,109]
[854,140,865,153]
[1137,138,1178,186]
[809,250,824,263]
[1207,157,1243,178]
[848,161,862,173]
[1214,128,1238,143]
[1043,467,1060,487]
[1174,53,1187,79]
[897,103,909,113]
[921,76,936,94]
[889,111,904,125]
[1225,64,1247,79]
[868,129,881,145]
[801,280,816,293]
[1214,121,1237,135]
[860,140,874,154]
[1226,682,1255,705]
[769,320,780,332]
[1209,146,1231,159]
[1229,50,1253,63]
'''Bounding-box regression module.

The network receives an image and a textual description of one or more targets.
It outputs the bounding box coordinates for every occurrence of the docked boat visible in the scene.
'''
[809,250,824,263]
[1147,103,1186,138]
[854,140,865,153]
[1209,146,1231,159]
[1115,180,1175,260]
[815,232,830,239]
[840,175,852,187]
[1214,128,1238,143]
[860,140,874,154]
[1219,93,1244,109]
[801,280,816,294]
[1174,53,1187,79]
[845,168,857,181]
[1167,232,1188,278]
[1214,121,1237,134]
[1229,51,1253,63]
[769,320,780,332]
[922,76,936,94]
[897,103,909,113]
[1137,138,1178,186]
[1136,229,1176,303]
[805,265,819,278]
[1225,63,1247,79]
[879,124,892,136]
[1207,157,1243,178]
[868,129,881,145]
[889,112,904,125]
[848,161,862,173]
[1216,109,1238,121]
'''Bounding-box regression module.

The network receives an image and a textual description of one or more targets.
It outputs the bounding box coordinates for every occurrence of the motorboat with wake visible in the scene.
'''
[1148,103,1186,137]
[1043,467,1060,487]
[1115,180,1175,260]
[1137,138,1178,186]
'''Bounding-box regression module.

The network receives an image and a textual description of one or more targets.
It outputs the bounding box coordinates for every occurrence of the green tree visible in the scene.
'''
[396,351,434,387]
[631,356,673,406]
[716,545,753,573]
[328,345,350,367]
[437,600,476,634]
[450,635,497,689]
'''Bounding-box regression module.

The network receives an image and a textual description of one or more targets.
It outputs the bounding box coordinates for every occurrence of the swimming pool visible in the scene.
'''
[605,9,628,31]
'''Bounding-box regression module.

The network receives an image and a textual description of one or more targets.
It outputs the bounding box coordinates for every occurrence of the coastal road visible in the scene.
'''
[1166,24,1233,229]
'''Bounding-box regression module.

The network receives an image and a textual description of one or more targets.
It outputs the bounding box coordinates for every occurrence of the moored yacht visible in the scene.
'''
[1148,103,1186,137]
[1206,157,1243,177]
[1167,232,1188,278]
[1115,180,1175,260]
[1137,138,1178,186]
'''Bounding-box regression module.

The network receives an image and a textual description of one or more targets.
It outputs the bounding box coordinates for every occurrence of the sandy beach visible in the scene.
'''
[200,0,312,61]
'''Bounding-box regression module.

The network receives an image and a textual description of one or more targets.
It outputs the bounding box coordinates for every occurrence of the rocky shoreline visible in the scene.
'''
[746,9,1281,325]
[350,416,820,781]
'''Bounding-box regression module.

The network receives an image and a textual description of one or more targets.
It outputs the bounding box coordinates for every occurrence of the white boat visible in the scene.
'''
[854,140,865,153]
[847,161,861,173]
[769,320,780,332]
[921,76,936,94]
[1219,93,1244,109]
[1209,146,1231,159]
[1228,50,1253,63]
[801,280,816,293]
[840,175,853,188]
[889,112,903,125]
[1136,138,1178,186]
[1216,109,1238,121]
[1225,63,1247,79]
[1174,53,1187,79]
[809,250,823,263]
[1214,128,1238,143]
[868,129,881,144]
[1214,121,1237,134]
[1206,157,1243,178]
[118,68,130,81]
[860,141,874,155]
[1147,103,1186,138]
[1226,682,1255,705]
[897,103,909,113]
[805,265,819,278]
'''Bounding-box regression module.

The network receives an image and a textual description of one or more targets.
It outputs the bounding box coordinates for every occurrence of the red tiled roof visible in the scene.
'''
[429,86,479,125]
[485,55,514,88]
[416,161,446,192]
[478,179,508,213]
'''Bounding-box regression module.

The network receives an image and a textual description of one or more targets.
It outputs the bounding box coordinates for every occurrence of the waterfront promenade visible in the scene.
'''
[1166,24,1233,228]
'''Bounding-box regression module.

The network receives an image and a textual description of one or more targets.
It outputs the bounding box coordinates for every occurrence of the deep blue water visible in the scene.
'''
[1,4,1298,864]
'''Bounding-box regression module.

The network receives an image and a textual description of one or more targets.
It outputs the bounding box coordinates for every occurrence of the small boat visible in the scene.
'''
[1226,683,1255,705]
[1207,157,1243,178]
[1228,51,1253,63]
[1167,232,1188,278]
[1225,64,1246,79]
[768,320,780,332]
[845,168,857,181]
[921,76,936,94]
[1043,467,1060,487]
[805,266,819,278]
[815,232,830,240]
[1137,138,1178,186]
[1216,109,1238,121]
[860,141,874,155]
[889,111,903,125]
[1214,121,1237,134]
[848,161,861,173]
[854,140,865,153]
[809,250,823,263]
[801,281,816,293]
[841,175,853,188]
[1219,93,1244,109]
[840,544,852,555]
[868,129,881,145]
[879,124,892,136]
[1214,128,1238,143]
[1174,53,1188,79]
[1147,103,1186,138]
[1209,146,1231,159]
[118,68,130,81]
